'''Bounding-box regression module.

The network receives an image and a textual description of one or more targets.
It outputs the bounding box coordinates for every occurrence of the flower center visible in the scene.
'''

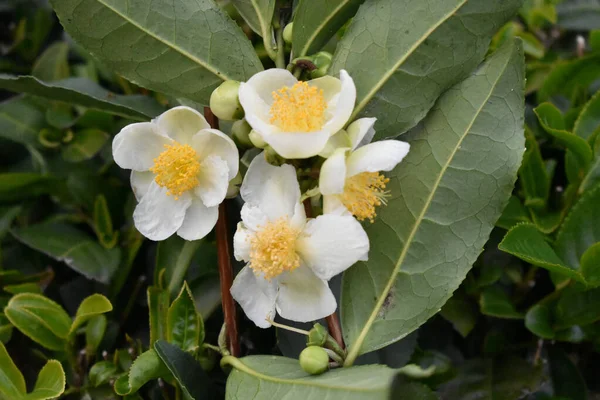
[249,217,301,280]
[149,142,201,199]
[339,172,390,223]
[270,81,327,132]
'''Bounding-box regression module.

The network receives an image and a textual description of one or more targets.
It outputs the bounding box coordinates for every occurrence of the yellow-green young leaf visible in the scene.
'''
[31,41,69,82]
[0,314,13,344]
[93,195,117,249]
[231,0,276,39]
[223,355,398,399]
[4,293,71,351]
[0,341,26,399]
[85,315,107,356]
[23,360,66,400]
[148,287,169,346]
[292,0,364,57]
[88,361,118,387]
[330,0,522,140]
[340,39,525,363]
[114,349,170,396]
[70,294,112,336]
[61,128,109,163]
[574,90,600,140]
[167,283,203,351]
[3,283,42,295]
[50,0,263,105]
[581,242,600,286]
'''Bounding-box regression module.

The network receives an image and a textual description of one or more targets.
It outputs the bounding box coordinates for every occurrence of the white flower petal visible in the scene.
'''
[276,265,336,323]
[233,223,251,262]
[308,75,341,103]
[112,122,171,171]
[289,202,307,231]
[240,153,300,220]
[240,204,268,232]
[155,106,210,145]
[133,181,191,241]
[296,215,369,281]
[130,171,155,201]
[176,198,219,241]
[321,70,356,135]
[319,148,348,195]
[194,155,229,207]
[347,117,377,150]
[262,129,331,159]
[191,129,239,180]
[231,266,278,328]
[323,194,351,216]
[346,140,410,177]
[319,129,352,158]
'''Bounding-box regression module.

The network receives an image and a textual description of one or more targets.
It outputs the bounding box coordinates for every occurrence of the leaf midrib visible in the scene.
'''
[344,44,515,365]
[93,0,230,81]
[298,0,354,57]
[349,0,468,122]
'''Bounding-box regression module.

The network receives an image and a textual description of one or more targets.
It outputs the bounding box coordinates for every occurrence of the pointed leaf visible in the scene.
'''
[89,361,118,387]
[330,0,522,140]
[496,196,530,230]
[340,39,525,361]
[0,314,13,344]
[31,42,70,82]
[93,194,117,249]
[556,287,600,329]
[148,287,169,346]
[85,315,107,355]
[231,0,276,39]
[479,287,523,319]
[0,341,26,399]
[0,96,45,146]
[525,303,555,339]
[23,360,66,400]
[574,90,600,140]
[50,0,263,104]
[167,283,203,351]
[155,236,202,298]
[114,349,170,396]
[70,294,112,336]
[538,54,600,103]
[520,126,550,207]
[581,242,600,286]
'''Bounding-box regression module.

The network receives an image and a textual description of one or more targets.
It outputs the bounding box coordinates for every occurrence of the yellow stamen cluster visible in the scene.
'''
[340,172,390,223]
[249,217,301,280]
[150,142,201,199]
[270,82,327,132]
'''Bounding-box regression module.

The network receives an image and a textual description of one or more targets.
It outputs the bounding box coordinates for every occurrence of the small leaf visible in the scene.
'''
[23,360,66,400]
[525,302,555,339]
[154,340,217,400]
[93,195,117,249]
[496,196,530,230]
[0,95,46,146]
[574,90,600,140]
[31,42,70,82]
[555,287,600,329]
[61,129,109,163]
[549,347,588,400]
[114,349,170,396]
[4,293,71,351]
[440,296,478,337]
[520,126,551,207]
[479,287,523,319]
[167,283,204,351]
[155,236,202,298]
[0,314,13,344]
[148,287,169,346]
[89,361,118,387]
[231,0,276,39]
[0,206,22,237]
[85,315,107,356]
[581,242,600,287]
[70,294,112,336]
[0,341,26,399]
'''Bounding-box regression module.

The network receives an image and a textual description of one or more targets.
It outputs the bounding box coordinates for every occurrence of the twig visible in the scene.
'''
[205,107,240,357]
[302,199,346,350]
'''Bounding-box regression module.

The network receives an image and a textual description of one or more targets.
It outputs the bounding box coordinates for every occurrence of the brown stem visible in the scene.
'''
[302,199,346,350]
[205,107,240,357]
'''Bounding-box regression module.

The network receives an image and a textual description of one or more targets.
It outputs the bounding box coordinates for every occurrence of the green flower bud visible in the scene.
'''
[307,323,328,347]
[249,130,267,149]
[231,119,253,148]
[299,346,329,375]
[283,22,293,44]
[209,80,244,121]
[310,51,333,79]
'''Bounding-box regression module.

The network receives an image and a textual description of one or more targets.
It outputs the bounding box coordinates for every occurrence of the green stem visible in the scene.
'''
[263,33,278,62]
[203,343,223,354]
[275,26,286,69]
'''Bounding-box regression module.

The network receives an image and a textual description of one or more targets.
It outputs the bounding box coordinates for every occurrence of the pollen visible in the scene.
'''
[270,81,327,132]
[249,217,301,280]
[150,142,201,199]
[340,172,390,223]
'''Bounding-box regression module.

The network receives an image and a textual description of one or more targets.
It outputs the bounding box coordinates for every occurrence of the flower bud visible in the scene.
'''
[249,130,267,149]
[299,346,329,375]
[283,22,293,44]
[209,80,244,121]
[307,323,328,347]
[231,119,253,148]
[310,51,333,79]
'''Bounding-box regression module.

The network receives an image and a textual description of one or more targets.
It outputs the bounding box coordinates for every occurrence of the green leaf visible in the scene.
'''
[231,0,276,38]
[93,194,117,249]
[70,294,112,336]
[496,196,530,230]
[154,340,216,400]
[580,152,600,193]
[61,128,109,162]
[0,96,46,146]
[0,314,13,344]
[555,287,600,328]
[498,223,584,282]
[440,296,477,337]
[0,174,63,203]
[557,0,600,31]
[555,185,600,270]
[51,0,263,105]
[223,355,398,399]
[3,283,42,295]
[525,302,555,339]
[12,222,121,283]
[538,54,600,103]
[167,283,204,351]
[581,242,600,287]
[31,42,70,82]
[479,287,523,319]
[23,360,66,400]
[0,75,164,120]
[4,293,71,351]
[155,236,202,298]
[534,103,593,177]
[330,0,522,140]
[147,287,169,346]
[574,90,600,140]
[389,377,439,400]
[0,341,26,399]
[549,347,588,400]
[114,349,170,396]
[520,126,551,207]
[85,315,107,356]
[89,361,118,387]
[340,39,525,361]
[292,0,364,57]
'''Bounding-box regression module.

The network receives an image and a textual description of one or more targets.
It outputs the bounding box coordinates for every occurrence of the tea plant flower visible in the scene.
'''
[112,106,239,241]
[319,118,410,222]
[238,69,356,159]
[230,154,369,328]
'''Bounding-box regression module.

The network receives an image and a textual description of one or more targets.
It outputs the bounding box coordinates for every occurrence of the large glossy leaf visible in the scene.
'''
[0,75,164,120]
[69,294,112,335]
[23,360,66,400]
[223,355,398,399]
[167,283,204,351]
[0,96,46,146]
[231,0,275,39]
[0,342,26,399]
[340,39,525,362]
[51,0,263,105]
[330,0,522,140]
[12,222,121,283]
[292,0,364,57]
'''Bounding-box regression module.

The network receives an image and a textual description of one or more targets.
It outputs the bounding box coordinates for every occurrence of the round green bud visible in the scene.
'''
[231,119,253,148]
[299,346,329,375]
[310,52,333,79]
[209,80,244,121]
[283,22,293,44]
[249,130,267,149]
[307,323,328,347]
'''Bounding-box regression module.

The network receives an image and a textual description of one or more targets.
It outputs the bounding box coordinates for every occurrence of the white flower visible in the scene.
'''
[230,154,369,328]
[238,68,356,159]
[319,118,410,222]
[112,106,239,241]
